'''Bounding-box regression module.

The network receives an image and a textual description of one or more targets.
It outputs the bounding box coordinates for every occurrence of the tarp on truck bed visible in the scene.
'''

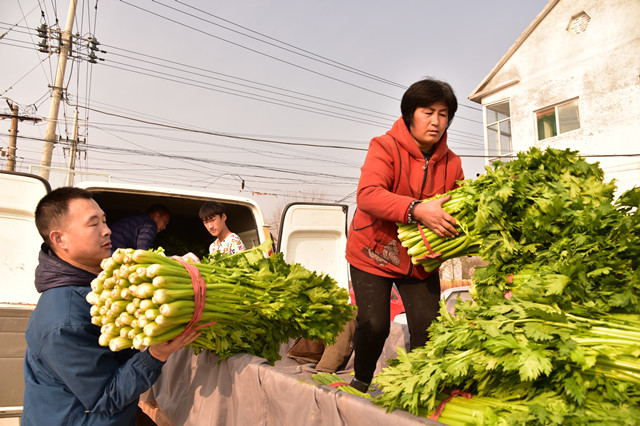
[140,322,439,425]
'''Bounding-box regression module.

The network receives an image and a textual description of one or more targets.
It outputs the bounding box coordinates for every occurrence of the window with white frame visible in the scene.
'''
[485,101,511,158]
[536,98,580,141]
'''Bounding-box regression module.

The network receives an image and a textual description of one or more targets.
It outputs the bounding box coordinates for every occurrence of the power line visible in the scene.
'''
[102,45,398,120]
[7,133,362,180]
[156,0,405,89]
[100,48,483,125]
[101,61,393,128]
[96,52,486,128]
[76,105,373,151]
[60,96,483,153]
[121,1,412,102]
[153,1,483,113]
[0,52,50,97]
[1,21,483,125]
[90,125,364,168]
[0,4,40,39]
[101,59,394,126]
[9,133,638,160]
[79,104,485,155]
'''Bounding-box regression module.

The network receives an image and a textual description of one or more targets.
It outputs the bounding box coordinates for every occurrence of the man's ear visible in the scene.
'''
[221,213,227,222]
[49,230,66,250]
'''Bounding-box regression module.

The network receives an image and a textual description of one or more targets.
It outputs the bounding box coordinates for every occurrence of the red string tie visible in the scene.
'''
[429,389,473,421]
[414,223,443,262]
[329,381,349,388]
[172,256,217,337]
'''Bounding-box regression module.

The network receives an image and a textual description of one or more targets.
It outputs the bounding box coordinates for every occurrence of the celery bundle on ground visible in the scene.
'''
[86,240,355,363]
[376,148,640,424]
[312,373,372,399]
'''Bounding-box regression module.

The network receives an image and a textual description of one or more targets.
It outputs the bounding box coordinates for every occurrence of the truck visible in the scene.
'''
[0,170,451,425]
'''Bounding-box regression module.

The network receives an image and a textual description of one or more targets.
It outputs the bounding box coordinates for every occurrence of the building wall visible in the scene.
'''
[477,0,640,194]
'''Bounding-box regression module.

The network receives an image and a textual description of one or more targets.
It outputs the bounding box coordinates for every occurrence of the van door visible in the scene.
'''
[0,171,50,422]
[0,171,50,305]
[278,203,349,290]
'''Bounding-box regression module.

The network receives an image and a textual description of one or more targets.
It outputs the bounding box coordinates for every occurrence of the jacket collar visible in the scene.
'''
[34,243,97,293]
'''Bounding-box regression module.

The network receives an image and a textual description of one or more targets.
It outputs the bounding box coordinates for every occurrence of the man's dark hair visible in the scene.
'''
[401,78,458,130]
[199,201,226,221]
[35,187,94,247]
[147,203,170,216]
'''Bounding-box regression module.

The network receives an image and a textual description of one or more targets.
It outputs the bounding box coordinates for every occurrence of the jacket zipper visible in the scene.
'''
[419,156,429,195]
[405,155,430,278]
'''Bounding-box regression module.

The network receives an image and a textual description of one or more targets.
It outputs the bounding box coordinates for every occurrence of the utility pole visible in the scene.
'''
[66,108,80,186]
[1,100,42,172]
[6,102,18,172]
[39,0,78,180]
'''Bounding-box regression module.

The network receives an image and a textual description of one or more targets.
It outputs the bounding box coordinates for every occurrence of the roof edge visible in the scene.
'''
[468,0,560,103]
[469,79,520,103]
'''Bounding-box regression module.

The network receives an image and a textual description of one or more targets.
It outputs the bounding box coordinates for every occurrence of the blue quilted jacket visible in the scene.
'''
[22,244,165,425]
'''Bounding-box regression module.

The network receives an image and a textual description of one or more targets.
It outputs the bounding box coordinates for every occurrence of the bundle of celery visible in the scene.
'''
[375,147,640,424]
[87,240,355,363]
[397,147,613,274]
[374,301,640,424]
[397,188,480,273]
[312,373,372,399]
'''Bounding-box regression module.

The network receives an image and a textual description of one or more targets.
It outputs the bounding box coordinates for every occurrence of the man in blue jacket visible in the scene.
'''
[22,187,198,425]
[109,204,170,252]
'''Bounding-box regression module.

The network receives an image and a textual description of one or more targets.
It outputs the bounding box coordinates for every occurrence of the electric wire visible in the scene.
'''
[101,58,395,125]
[1,21,483,127]
[101,46,398,120]
[90,125,363,168]
[117,1,481,118]
[7,133,638,159]
[120,0,403,101]
[156,0,483,113]
[76,104,373,151]
[156,0,405,89]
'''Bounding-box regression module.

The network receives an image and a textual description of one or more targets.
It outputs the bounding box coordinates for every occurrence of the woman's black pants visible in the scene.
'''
[350,265,441,384]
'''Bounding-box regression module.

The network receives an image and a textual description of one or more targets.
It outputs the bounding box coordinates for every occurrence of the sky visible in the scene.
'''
[0,0,549,223]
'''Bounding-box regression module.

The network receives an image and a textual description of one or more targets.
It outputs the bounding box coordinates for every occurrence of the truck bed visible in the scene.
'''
[140,322,440,425]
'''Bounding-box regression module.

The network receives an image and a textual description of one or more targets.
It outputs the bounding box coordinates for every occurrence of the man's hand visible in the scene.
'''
[147,330,200,362]
[412,195,458,238]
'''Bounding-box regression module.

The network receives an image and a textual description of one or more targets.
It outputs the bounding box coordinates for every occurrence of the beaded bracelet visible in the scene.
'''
[407,200,420,224]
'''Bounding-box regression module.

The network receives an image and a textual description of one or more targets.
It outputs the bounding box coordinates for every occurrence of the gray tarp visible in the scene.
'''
[140,322,441,425]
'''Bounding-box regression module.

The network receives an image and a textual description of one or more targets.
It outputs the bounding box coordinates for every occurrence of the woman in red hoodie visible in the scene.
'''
[345,78,464,392]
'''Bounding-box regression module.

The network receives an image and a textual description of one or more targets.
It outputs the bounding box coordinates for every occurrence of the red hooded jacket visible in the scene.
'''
[345,118,464,280]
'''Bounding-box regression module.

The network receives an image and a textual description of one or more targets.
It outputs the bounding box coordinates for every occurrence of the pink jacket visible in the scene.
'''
[345,118,464,279]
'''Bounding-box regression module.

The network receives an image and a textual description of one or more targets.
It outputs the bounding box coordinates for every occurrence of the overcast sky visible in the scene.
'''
[1,0,548,220]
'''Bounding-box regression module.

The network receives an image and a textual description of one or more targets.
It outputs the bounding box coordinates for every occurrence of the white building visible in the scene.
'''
[469,0,640,195]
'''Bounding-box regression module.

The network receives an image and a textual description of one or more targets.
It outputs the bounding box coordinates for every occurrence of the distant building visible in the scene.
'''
[468,0,640,195]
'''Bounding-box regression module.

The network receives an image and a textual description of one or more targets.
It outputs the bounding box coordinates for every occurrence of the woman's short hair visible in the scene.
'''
[199,201,227,221]
[401,78,458,130]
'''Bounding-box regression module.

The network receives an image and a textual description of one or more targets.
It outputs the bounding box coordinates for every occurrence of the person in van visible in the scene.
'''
[199,201,246,254]
[22,187,198,425]
[109,203,170,252]
[345,78,465,392]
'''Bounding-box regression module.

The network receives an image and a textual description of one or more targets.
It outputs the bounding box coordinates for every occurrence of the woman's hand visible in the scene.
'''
[147,330,200,362]
[412,195,458,238]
